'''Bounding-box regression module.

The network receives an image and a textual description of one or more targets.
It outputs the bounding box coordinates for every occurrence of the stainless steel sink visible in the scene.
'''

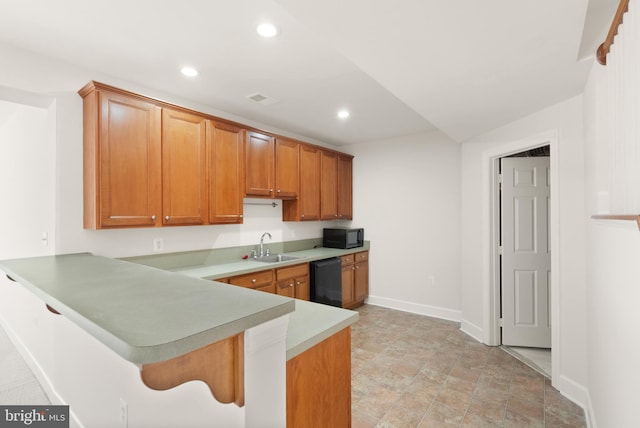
[253,254,301,263]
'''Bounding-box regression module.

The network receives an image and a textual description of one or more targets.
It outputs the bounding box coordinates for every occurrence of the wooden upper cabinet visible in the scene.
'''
[274,138,299,199]
[299,145,321,221]
[208,122,245,224]
[80,81,355,228]
[162,108,208,226]
[320,150,339,220]
[283,144,320,221]
[82,85,162,229]
[337,155,353,220]
[245,131,275,197]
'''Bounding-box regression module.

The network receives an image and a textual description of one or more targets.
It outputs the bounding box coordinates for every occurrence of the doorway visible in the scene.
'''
[499,147,551,377]
[482,130,560,383]
[0,98,56,259]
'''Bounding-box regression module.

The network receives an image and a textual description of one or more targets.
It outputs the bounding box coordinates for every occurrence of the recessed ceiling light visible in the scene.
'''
[257,23,278,38]
[181,66,198,77]
[337,110,350,119]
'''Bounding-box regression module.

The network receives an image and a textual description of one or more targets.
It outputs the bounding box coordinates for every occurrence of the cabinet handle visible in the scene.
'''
[252,279,257,283]
[356,265,360,269]
[165,216,170,222]
[269,189,274,193]
[296,281,301,285]
[239,215,243,218]
[352,266,355,271]
[289,282,294,287]
[277,189,281,193]
[301,214,305,219]
[151,215,156,221]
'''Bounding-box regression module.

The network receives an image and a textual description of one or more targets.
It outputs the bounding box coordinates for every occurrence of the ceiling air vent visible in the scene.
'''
[246,92,278,106]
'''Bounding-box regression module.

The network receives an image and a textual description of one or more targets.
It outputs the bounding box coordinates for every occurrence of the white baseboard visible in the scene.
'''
[460,319,483,342]
[365,295,461,322]
[555,374,594,428]
[584,390,597,428]
[0,313,85,428]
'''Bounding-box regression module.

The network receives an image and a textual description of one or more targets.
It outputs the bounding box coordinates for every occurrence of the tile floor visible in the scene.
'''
[351,305,586,427]
[0,305,586,427]
[503,346,552,379]
[0,325,49,405]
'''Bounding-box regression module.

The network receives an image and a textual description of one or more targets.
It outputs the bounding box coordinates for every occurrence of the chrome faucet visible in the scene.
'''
[259,232,272,257]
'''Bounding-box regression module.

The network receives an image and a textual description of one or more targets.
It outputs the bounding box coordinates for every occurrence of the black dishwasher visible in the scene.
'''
[310,257,342,307]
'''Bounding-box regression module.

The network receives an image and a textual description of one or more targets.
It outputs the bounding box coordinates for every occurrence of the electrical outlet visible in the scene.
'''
[427,275,435,287]
[119,398,128,428]
[153,238,164,252]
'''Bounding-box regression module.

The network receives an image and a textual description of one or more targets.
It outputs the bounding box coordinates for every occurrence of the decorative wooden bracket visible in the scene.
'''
[591,214,640,231]
[140,334,244,407]
[46,304,61,315]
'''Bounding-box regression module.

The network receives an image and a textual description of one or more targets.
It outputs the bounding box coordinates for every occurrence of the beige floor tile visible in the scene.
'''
[351,305,586,428]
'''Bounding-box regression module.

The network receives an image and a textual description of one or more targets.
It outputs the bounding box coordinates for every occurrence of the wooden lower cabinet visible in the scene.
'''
[340,251,368,309]
[354,251,369,303]
[276,263,310,301]
[226,263,310,300]
[286,327,351,428]
[227,270,275,294]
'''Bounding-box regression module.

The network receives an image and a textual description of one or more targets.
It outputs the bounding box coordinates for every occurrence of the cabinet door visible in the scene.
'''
[208,122,244,224]
[275,138,299,199]
[294,276,310,301]
[320,150,338,220]
[96,91,162,228]
[277,280,296,298]
[162,108,207,225]
[298,144,320,221]
[354,260,369,303]
[245,131,275,197]
[337,155,353,220]
[255,283,277,294]
[341,264,355,308]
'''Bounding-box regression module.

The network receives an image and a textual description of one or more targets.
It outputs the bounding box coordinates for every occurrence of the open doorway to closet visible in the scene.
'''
[498,145,551,377]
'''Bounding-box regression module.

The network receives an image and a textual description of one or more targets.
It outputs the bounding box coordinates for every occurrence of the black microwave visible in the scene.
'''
[323,228,364,249]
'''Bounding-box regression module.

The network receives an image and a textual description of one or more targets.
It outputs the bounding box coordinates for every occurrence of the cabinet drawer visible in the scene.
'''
[355,251,368,262]
[340,254,354,266]
[229,269,273,288]
[276,263,309,281]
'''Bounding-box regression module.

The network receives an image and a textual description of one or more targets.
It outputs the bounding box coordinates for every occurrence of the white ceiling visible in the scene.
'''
[0,0,619,145]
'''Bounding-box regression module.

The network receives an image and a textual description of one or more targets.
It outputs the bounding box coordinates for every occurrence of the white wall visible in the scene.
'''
[344,131,462,320]
[0,42,346,260]
[461,95,588,405]
[0,43,332,427]
[0,100,55,259]
[583,57,640,427]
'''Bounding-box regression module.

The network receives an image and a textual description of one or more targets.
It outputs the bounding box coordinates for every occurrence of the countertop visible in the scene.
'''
[140,245,368,360]
[0,244,366,364]
[0,253,295,364]
[169,246,369,280]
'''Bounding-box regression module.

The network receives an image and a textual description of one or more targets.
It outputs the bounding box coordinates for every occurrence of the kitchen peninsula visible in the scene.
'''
[0,240,364,427]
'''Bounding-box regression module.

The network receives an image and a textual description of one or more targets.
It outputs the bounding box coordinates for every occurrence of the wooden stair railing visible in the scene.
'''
[591,214,640,230]
[597,0,630,65]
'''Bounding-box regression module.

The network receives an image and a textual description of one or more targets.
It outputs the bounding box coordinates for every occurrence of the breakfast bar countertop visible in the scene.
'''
[0,253,295,364]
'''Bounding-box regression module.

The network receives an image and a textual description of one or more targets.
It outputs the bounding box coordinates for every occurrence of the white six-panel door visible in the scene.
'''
[500,157,551,348]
